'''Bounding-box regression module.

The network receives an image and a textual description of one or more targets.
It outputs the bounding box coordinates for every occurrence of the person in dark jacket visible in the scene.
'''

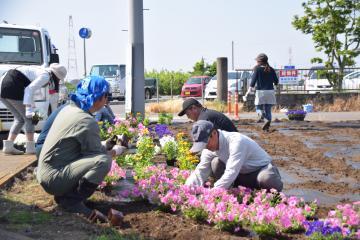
[178,98,238,132]
[95,98,115,124]
[250,53,278,131]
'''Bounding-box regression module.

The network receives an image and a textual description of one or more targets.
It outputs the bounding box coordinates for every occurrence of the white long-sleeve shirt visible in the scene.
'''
[20,66,50,106]
[185,130,272,189]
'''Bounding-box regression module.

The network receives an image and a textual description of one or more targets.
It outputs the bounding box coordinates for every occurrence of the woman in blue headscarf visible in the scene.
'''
[36,76,126,218]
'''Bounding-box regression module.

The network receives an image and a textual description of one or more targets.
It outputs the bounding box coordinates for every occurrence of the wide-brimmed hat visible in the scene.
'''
[49,63,67,80]
[255,53,268,62]
[190,120,214,153]
[178,98,202,116]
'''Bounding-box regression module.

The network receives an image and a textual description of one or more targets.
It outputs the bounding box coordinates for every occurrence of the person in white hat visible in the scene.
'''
[0,64,67,155]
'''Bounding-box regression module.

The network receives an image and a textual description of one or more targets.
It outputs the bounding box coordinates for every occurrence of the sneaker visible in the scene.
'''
[262,120,271,131]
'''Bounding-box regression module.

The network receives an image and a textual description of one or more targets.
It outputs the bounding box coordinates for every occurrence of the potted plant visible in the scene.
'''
[286,109,307,121]
[159,135,178,166]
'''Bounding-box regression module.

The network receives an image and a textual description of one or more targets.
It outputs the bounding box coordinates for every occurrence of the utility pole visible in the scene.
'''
[125,0,145,116]
[67,15,78,81]
[231,41,234,70]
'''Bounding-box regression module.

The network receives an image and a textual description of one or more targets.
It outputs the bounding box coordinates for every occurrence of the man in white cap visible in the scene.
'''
[185,120,283,191]
[0,63,67,155]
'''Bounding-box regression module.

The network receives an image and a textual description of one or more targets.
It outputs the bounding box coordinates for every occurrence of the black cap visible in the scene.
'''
[178,98,202,116]
[190,120,214,153]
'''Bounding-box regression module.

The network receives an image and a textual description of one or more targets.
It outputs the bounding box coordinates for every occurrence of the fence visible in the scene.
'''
[236,67,360,95]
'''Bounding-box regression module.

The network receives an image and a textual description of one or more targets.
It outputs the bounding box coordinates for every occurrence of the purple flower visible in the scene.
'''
[286,109,307,115]
[152,124,173,138]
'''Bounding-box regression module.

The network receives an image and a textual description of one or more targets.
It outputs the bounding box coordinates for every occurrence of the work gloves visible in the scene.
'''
[101,135,128,156]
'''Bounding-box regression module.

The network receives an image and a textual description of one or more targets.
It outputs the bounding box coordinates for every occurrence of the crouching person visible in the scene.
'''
[185,120,283,191]
[36,76,126,218]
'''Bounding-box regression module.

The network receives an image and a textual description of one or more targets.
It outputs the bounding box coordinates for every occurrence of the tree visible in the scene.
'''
[292,0,360,89]
[191,58,217,77]
[192,58,207,76]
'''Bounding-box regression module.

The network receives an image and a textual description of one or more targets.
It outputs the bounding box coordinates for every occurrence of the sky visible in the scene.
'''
[1,0,358,78]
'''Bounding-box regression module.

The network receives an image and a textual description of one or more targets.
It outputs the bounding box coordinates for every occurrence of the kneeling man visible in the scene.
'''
[185,120,283,191]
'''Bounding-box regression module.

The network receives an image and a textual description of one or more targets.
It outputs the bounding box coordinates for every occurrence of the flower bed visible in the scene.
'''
[99,114,359,239]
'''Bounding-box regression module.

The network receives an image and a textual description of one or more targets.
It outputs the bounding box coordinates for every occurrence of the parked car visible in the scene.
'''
[342,70,360,91]
[180,76,210,98]
[204,71,251,100]
[305,67,332,93]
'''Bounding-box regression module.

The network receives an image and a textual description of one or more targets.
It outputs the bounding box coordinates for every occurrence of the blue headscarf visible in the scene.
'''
[70,76,110,111]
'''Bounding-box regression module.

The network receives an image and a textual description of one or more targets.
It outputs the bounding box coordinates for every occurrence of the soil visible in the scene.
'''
[0,119,359,240]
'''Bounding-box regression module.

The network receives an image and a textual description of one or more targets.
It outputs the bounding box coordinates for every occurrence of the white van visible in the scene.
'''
[204,71,251,100]
[0,23,59,131]
[305,69,332,93]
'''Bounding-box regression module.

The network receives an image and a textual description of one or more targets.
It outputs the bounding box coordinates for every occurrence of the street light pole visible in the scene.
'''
[231,41,234,70]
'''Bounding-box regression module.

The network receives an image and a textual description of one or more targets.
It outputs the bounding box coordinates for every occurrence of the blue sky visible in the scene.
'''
[1,0,357,77]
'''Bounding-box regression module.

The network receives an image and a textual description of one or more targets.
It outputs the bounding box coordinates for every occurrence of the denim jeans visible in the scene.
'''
[255,104,273,121]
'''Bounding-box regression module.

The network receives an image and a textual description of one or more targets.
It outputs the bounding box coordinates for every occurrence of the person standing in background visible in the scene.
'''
[250,53,278,131]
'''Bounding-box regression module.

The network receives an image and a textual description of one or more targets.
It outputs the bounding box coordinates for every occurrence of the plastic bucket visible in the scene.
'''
[303,104,313,113]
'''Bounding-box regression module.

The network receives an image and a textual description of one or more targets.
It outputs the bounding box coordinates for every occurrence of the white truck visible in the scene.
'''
[0,22,60,131]
[89,64,157,100]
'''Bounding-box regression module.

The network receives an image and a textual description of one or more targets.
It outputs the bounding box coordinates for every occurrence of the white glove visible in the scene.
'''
[242,88,252,102]
[113,145,127,156]
[25,106,34,118]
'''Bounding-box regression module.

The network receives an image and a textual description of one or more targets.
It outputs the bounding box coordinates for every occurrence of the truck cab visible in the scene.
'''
[0,23,60,131]
[90,64,126,101]
[90,64,157,100]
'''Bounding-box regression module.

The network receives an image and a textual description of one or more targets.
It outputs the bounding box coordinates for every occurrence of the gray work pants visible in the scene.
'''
[38,154,111,196]
[0,98,34,134]
[211,157,283,192]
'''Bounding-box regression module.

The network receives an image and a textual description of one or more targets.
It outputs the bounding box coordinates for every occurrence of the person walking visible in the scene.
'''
[178,98,238,132]
[0,64,67,154]
[185,120,283,191]
[250,53,278,131]
[36,76,126,218]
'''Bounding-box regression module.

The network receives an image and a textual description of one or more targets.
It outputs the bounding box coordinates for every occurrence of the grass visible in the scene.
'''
[92,228,143,240]
[145,95,360,114]
[4,210,52,224]
[145,98,238,114]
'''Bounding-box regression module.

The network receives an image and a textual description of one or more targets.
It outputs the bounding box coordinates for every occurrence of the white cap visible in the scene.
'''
[49,63,67,80]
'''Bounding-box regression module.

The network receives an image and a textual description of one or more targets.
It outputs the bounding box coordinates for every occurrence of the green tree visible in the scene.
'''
[191,58,217,77]
[292,0,360,89]
[145,69,190,95]
[206,61,217,77]
[192,58,207,76]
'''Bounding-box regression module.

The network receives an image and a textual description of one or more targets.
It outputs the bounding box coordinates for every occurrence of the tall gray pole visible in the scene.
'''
[217,57,228,102]
[125,0,145,116]
[231,41,234,70]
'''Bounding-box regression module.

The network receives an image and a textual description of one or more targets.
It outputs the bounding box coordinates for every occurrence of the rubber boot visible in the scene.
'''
[25,141,36,154]
[2,140,24,155]
[55,178,98,217]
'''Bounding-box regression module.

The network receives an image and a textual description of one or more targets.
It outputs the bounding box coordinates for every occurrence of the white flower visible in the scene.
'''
[159,135,176,148]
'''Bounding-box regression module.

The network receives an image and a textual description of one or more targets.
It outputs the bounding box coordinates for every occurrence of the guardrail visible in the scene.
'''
[235,67,360,94]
